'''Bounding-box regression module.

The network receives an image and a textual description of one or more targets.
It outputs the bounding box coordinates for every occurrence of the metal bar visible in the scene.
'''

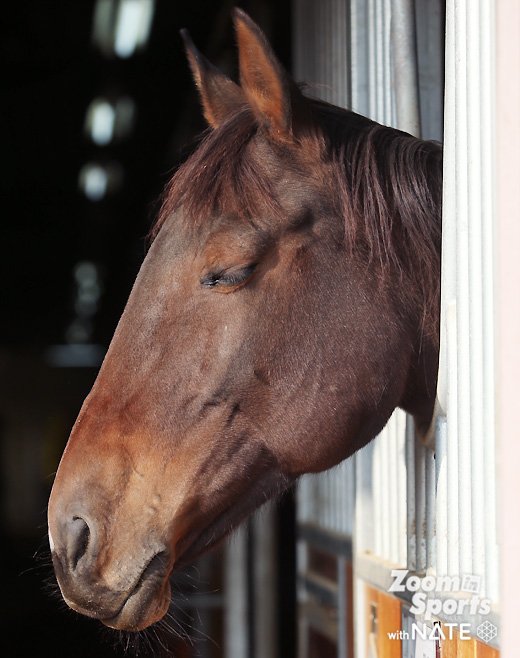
[298,522,353,558]
[479,0,498,604]
[390,0,421,135]
[397,412,408,567]
[367,0,377,119]
[252,504,278,658]
[351,0,369,115]
[424,443,436,570]
[435,415,448,577]
[299,573,339,608]
[467,0,486,586]
[224,526,249,658]
[338,558,349,658]
[406,414,417,571]
[414,432,427,572]
[440,0,461,579]
[383,0,393,125]
[454,0,473,579]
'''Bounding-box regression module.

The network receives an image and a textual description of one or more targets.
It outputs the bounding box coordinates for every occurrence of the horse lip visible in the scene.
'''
[59,549,170,629]
[100,582,170,631]
[99,550,170,629]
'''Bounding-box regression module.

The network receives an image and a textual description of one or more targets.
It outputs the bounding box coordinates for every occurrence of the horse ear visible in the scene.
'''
[233,8,294,140]
[181,29,246,129]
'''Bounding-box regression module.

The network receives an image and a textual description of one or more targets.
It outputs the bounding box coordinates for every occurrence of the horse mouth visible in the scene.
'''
[100,552,172,631]
[57,550,172,632]
[101,582,171,632]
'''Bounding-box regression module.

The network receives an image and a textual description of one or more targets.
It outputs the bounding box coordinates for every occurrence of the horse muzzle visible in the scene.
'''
[49,514,171,631]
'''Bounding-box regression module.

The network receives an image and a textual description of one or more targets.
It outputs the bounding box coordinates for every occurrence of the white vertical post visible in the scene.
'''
[496,1,520,655]
[391,0,421,136]
[440,0,498,603]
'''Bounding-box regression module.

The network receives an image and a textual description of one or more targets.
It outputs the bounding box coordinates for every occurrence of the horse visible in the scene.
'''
[48,8,442,633]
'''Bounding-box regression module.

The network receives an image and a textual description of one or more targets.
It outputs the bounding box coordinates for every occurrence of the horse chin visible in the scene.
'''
[101,580,171,632]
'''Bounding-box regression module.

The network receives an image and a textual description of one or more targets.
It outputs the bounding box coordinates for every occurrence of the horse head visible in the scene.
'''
[48,9,441,631]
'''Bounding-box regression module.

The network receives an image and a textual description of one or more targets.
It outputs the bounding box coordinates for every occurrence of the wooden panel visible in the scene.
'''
[365,585,379,641]
[364,585,401,658]
[476,642,499,658]
[441,628,458,658]
[376,590,402,658]
[456,636,477,658]
[441,627,500,658]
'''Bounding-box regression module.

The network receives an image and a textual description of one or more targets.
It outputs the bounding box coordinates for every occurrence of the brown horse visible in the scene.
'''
[48,9,441,632]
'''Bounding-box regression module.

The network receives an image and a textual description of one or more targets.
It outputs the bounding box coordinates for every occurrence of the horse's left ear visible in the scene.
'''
[233,8,296,141]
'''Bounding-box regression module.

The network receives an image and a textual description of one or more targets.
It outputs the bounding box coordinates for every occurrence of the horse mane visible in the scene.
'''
[153,99,442,331]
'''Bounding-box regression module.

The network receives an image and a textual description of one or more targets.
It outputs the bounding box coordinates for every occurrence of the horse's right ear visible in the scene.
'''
[181,30,246,129]
[233,8,295,141]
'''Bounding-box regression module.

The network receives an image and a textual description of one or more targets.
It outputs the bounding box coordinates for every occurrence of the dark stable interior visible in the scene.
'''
[1,2,295,656]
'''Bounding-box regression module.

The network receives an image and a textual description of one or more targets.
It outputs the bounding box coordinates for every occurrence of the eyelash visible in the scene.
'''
[201,264,257,288]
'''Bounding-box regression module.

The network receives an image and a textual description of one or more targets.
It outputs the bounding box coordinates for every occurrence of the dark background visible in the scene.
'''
[0,1,292,655]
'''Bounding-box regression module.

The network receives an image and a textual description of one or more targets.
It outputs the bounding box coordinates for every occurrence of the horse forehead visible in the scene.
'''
[202,218,269,255]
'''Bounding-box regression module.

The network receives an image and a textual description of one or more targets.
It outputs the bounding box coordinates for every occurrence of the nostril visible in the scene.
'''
[68,516,91,571]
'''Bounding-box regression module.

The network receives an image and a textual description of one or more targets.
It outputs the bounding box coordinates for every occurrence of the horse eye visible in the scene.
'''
[201,264,257,288]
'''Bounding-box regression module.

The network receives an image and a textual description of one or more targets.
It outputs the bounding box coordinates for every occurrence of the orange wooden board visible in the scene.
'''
[364,584,401,658]
[440,623,499,658]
